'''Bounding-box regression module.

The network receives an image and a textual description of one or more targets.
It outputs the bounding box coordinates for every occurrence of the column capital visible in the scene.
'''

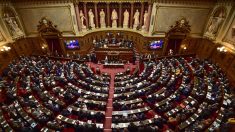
[73,0,79,4]
[148,2,153,5]
[74,1,79,5]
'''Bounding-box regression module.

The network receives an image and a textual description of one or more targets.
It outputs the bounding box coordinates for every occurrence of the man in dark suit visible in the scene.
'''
[128,122,138,132]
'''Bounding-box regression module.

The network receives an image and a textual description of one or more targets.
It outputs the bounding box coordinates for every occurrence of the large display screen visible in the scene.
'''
[64,40,80,49]
[149,40,164,50]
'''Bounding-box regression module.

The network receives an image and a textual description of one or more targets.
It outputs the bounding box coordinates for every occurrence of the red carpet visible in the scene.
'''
[87,62,137,131]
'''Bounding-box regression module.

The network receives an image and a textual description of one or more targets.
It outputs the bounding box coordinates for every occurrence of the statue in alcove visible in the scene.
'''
[100,9,106,28]
[206,13,224,37]
[88,9,95,29]
[133,9,140,29]
[204,7,226,39]
[4,13,24,38]
[111,9,118,28]
[79,10,87,30]
[142,10,148,31]
[123,9,129,28]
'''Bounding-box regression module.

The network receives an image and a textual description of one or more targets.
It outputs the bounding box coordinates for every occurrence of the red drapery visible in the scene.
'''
[165,39,182,55]
[46,38,63,55]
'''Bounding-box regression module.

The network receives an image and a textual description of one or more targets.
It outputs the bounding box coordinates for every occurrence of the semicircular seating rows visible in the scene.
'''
[0,55,234,132]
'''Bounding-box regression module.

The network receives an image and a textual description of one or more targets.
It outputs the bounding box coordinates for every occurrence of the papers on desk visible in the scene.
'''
[87,120,92,124]
[191,100,195,105]
[186,120,190,125]
[180,103,185,108]
[68,107,72,112]
[31,122,37,128]
[191,117,195,122]
[57,115,62,119]
[123,113,128,117]
[223,100,227,105]
[198,109,202,113]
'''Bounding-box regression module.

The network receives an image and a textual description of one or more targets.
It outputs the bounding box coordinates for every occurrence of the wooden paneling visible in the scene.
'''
[63,30,164,56]
[194,38,235,86]
[1,31,234,86]
[0,37,44,72]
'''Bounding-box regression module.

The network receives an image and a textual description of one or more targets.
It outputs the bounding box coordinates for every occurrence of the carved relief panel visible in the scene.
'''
[2,6,24,40]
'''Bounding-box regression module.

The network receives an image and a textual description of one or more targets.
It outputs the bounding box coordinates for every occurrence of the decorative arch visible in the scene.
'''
[164,17,191,55]
[37,17,65,55]
[204,6,227,40]
[212,6,227,18]
[2,6,24,39]
[37,17,62,37]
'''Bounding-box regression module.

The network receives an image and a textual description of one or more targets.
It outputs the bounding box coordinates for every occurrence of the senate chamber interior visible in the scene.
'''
[0,0,235,132]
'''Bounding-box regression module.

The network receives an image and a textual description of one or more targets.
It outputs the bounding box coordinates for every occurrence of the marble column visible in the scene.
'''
[106,2,110,27]
[83,2,89,28]
[130,2,134,28]
[146,3,152,31]
[118,2,122,28]
[140,3,144,27]
[94,2,99,28]
[75,3,81,31]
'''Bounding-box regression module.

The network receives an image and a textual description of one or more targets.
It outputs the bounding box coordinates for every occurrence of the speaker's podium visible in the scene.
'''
[101,51,125,68]
[107,51,120,61]
[94,45,133,63]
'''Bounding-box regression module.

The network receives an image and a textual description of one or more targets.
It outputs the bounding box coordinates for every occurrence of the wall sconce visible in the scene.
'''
[217,46,227,53]
[183,46,187,50]
[41,44,47,50]
[0,46,11,52]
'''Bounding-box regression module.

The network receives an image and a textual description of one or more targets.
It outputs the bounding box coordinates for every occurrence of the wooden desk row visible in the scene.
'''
[28,95,53,116]
[0,109,13,132]
[77,97,106,105]
[68,83,108,98]
[178,102,208,130]
[111,117,160,129]
[103,63,124,68]
[112,107,151,116]
[77,80,108,92]
[208,107,224,131]
[43,91,65,106]
[117,98,143,105]
[70,105,105,114]
[114,86,151,98]
[14,101,38,128]
[40,127,54,132]
[56,115,103,128]
[165,96,196,117]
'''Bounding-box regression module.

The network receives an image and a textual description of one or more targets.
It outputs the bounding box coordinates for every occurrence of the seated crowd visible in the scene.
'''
[112,57,235,132]
[0,55,234,132]
[0,56,109,131]
[93,37,133,48]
